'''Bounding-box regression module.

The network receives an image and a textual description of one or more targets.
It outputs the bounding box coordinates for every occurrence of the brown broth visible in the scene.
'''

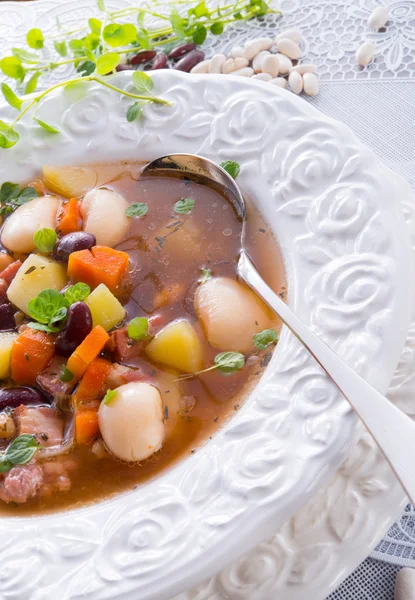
[0,161,286,515]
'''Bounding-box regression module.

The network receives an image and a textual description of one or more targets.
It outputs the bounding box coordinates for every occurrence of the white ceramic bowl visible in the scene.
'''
[0,71,413,600]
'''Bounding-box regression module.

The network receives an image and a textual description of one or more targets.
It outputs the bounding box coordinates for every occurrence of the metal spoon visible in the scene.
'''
[142,153,415,503]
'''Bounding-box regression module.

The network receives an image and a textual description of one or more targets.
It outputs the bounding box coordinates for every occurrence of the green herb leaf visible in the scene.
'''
[16,186,38,204]
[128,317,149,341]
[0,182,20,203]
[27,28,44,50]
[50,306,67,325]
[253,328,279,350]
[103,23,137,47]
[103,389,117,405]
[174,197,195,215]
[28,322,60,333]
[1,84,23,111]
[192,24,207,45]
[89,18,102,34]
[126,102,142,123]
[54,40,68,57]
[191,1,209,18]
[132,71,153,94]
[125,202,148,217]
[24,71,40,94]
[60,366,74,382]
[220,161,240,179]
[69,39,84,52]
[170,7,186,39]
[64,282,91,304]
[214,351,245,375]
[0,57,25,80]
[0,122,19,149]
[34,118,60,134]
[83,33,100,52]
[97,0,105,11]
[199,268,212,284]
[0,457,12,473]
[96,52,120,75]
[5,434,39,465]
[28,288,69,327]
[210,22,224,35]
[12,48,39,63]
[33,228,57,252]
[77,61,96,77]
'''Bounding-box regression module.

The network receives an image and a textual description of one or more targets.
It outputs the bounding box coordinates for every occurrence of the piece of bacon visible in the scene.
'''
[14,405,64,448]
[0,464,43,504]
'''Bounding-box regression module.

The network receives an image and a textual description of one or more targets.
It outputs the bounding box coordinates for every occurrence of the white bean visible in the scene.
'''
[242,37,273,61]
[261,54,280,77]
[98,382,164,462]
[303,72,320,96]
[269,77,287,88]
[222,57,249,74]
[230,45,244,58]
[290,63,316,75]
[356,41,376,66]
[288,71,303,94]
[191,59,211,74]
[274,53,292,74]
[275,28,303,42]
[367,6,388,30]
[252,50,270,73]
[209,53,227,74]
[81,188,130,247]
[232,67,254,77]
[252,73,272,81]
[1,195,61,254]
[276,38,302,60]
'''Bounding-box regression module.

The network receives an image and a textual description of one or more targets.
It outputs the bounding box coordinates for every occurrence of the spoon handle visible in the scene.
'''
[239,251,415,503]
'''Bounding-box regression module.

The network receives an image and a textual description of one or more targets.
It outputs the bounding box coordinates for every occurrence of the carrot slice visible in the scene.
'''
[67,325,110,381]
[75,357,111,402]
[67,246,129,293]
[11,329,55,385]
[57,198,82,235]
[75,407,99,444]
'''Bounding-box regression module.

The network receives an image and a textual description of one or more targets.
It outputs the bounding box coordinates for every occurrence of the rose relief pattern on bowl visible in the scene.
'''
[0,70,413,600]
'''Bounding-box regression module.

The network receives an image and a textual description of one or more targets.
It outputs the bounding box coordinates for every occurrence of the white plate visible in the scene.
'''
[0,71,413,600]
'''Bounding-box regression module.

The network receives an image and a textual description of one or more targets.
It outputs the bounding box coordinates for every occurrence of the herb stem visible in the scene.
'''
[26,57,80,72]
[49,25,89,40]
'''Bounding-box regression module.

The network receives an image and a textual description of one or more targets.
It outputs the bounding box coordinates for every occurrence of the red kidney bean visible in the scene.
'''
[52,232,96,262]
[151,54,168,70]
[0,304,15,331]
[130,50,157,65]
[0,387,47,410]
[174,50,205,72]
[116,64,134,72]
[55,302,92,357]
[168,43,196,59]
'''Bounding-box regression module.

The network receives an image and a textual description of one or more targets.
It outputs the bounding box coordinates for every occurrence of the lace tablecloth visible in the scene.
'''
[1,1,415,599]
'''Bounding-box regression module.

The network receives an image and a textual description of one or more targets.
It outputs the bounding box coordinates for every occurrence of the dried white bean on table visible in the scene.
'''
[290,63,316,74]
[367,6,388,30]
[222,57,249,74]
[275,28,303,42]
[303,72,319,96]
[356,41,376,66]
[252,50,270,72]
[232,67,254,77]
[288,71,303,94]
[230,45,244,59]
[274,53,293,74]
[242,37,273,60]
[276,38,302,60]
[261,54,280,77]
[252,73,272,81]
[269,77,287,88]
[190,59,211,74]
[209,54,226,73]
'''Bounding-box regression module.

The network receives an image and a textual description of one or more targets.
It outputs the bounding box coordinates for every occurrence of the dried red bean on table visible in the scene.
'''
[130,50,157,65]
[151,54,168,70]
[174,50,205,72]
[168,43,196,59]
[115,64,134,72]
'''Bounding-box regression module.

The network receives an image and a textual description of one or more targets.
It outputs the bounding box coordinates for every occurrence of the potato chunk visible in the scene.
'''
[7,255,68,315]
[1,195,60,254]
[98,382,165,462]
[86,283,126,331]
[0,332,18,379]
[195,277,271,353]
[145,320,203,373]
[42,165,98,198]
